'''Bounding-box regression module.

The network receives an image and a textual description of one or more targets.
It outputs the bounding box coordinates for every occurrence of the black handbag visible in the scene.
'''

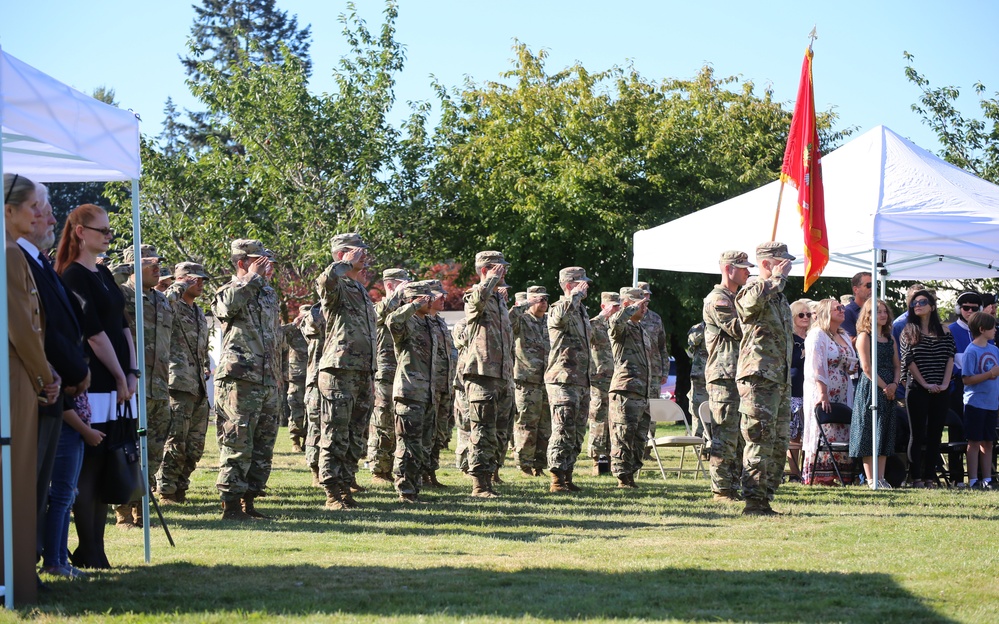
[99,401,142,505]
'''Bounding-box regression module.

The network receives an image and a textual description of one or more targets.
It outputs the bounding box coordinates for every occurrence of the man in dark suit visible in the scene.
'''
[18,184,90,563]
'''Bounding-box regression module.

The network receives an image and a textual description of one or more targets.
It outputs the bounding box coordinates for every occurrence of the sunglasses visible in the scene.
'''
[862,282,872,288]
[834,305,846,312]
[796,312,813,319]
[961,305,981,312]
[81,224,114,237]
[911,298,931,307]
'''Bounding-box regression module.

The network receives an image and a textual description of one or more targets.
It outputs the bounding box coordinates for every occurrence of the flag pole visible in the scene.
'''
[771,181,785,241]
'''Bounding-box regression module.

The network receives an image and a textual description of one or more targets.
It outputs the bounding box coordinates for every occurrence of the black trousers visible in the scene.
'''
[905,384,949,482]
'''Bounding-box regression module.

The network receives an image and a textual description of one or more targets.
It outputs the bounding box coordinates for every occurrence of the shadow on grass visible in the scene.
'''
[39,563,952,623]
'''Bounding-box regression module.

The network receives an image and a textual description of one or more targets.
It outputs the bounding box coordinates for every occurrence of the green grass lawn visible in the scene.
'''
[13,427,999,623]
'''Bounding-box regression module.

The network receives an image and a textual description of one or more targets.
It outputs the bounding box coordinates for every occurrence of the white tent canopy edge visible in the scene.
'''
[1,47,144,606]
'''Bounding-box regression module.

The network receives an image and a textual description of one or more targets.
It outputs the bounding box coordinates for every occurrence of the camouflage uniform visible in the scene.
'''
[588,292,619,462]
[703,283,744,496]
[510,286,551,472]
[545,267,592,480]
[451,318,471,473]
[300,304,325,476]
[427,283,456,476]
[316,234,377,502]
[608,291,654,481]
[387,282,439,497]
[736,243,794,509]
[120,247,173,491]
[369,269,408,479]
[283,320,309,446]
[686,322,709,439]
[462,252,514,489]
[213,240,281,503]
[159,263,211,498]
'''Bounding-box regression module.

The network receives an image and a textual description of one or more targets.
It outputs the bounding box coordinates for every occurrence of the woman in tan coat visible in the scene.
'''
[2,173,59,604]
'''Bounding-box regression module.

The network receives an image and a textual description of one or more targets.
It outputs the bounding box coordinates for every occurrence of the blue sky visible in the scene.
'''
[3,0,997,155]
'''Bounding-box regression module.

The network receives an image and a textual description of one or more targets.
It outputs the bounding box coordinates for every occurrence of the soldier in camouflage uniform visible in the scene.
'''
[213,239,281,521]
[451,317,471,474]
[369,268,411,484]
[703,250,754,502]
[283,310,310,453]
[155,264,174,293]
[686,322,709,440]
[387,281,438,502]
[736,242,794,516]
[588,291,620,475]
[637,282,670,400]
[510,285,552,476]
[159,262,211,504]
[117,244,173,527]
[315,233,378,511]
[300,303,325,485]
[426,279,456,487]
[546,266,593,493]
[608,288,654,487]
[462,251,514,498]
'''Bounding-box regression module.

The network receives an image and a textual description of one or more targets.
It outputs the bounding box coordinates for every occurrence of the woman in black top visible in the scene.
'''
[56,204,137,569]
[787,299,812,482]
[899,290,955,488]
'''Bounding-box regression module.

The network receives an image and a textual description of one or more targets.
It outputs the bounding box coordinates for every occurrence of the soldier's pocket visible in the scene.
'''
[394,401,425,438]
[465,379,496,402]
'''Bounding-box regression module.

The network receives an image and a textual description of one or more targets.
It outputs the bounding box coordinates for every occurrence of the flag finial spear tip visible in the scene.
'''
[808,26,818,47]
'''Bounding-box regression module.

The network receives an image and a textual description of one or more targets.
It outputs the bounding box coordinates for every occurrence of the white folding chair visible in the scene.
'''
[646,399,707,480]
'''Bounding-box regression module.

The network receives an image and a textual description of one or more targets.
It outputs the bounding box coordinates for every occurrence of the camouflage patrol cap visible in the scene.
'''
[230,239,268,258]
[527,285,549,300]
[719,250,755,268]
[331,233,368,254]
[425,279,446,295]
[600,292,620,304]
[558,266,592,285]
[756,241,796,261]
[402,280,435,300]
[474,250,509,268]
[515,291,528,305]
[636,281,651,293]
[122,244,160,265]
[158,265,175,281]
[174,261,209,279]
[382,267,411,281]
[619,287,645,302]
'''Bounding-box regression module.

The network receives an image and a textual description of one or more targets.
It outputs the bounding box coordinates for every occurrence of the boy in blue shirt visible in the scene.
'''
[961,312,999,489]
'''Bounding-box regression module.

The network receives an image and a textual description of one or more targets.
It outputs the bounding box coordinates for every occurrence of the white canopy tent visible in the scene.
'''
[633,124,999,491]
[634,125,999,280]
[1,48,144,606]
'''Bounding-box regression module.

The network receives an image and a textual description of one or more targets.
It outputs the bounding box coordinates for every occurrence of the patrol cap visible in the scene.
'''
[600,291,620,304]
[558,266,592,285]
[122,244,160,265]
[527,285,549,299]
[382,267,410,281]
[514,291,528,305]
[331,233,368,254]
[231,238,268,258]
[719,250,755,268]
[636,281,651,293]
[402,280,434,300]
[174,261,209,279]
[475,250,509,268]
[158,265,175,281]
[619,287,645,302]
[425,279,446,295]
[756,241,796,261]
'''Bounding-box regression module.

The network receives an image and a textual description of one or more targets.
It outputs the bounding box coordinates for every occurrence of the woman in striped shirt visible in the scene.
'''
[900,290,956,488]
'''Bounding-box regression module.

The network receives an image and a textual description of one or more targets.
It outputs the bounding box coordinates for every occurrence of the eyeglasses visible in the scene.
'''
[4,173,19,204]
[911,298,931,307]
[796,312,813,319]
[862,282,872,288]
[81,224,114,237]
[961,305,981,312]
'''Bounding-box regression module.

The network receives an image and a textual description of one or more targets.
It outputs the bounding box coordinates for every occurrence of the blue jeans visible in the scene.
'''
[42,423,84,568]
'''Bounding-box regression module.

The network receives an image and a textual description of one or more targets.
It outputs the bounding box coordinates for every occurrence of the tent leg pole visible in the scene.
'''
[632,267,639,288]
[130,179,151,564]
[0,160,13,608]
[871,248,880,490]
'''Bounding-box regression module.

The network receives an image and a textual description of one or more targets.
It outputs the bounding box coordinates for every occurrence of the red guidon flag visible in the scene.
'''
[781,46,828,291]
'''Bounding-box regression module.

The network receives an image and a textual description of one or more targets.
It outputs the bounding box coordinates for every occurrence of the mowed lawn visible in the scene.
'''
[14,426,999,623]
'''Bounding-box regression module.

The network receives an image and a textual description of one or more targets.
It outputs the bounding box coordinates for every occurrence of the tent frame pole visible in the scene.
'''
[870,248,881,489]
[130,179,151,563]
[0,151,13,608]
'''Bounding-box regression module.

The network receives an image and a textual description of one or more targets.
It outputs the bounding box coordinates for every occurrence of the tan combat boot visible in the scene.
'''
[291,436,304,454]
[310,466,321,487]
[550,470,570,493]
[371,472,394,486]
[114,504,134,529]
[349,476,367,493]
[426,470,447,488]
[564,468,582,492]
[471,474,498,498]
[324,484,350,511]
[492,469,504,485]
[221,499,253,521]
[241,495,271,520]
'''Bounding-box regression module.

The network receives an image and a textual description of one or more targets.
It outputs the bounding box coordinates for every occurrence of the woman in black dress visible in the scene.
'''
[56,204,137,569]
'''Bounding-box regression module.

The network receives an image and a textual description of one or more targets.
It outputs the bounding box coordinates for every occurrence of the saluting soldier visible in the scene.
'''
[637,281,671,399]
[213,239,281,521]
[426,279,456,487]
[283,309,310,453]
[686,322,709,440]
[451,317,471,474]
[369,268,411,485]
[608,287,655,488]
[315,233,378,511]
[588,291,620,475]
[159,261,211,505]
[703,250,753,503]
[300,303,325,485]
[510,285,552,477]
[545,266,593,493]
[736,242,795,516]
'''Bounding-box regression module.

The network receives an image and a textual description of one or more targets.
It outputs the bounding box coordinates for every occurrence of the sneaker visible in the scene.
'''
[877,479,893,490]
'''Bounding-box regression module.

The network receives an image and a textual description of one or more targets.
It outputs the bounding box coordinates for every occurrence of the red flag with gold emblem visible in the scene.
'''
[780,46,828,291]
